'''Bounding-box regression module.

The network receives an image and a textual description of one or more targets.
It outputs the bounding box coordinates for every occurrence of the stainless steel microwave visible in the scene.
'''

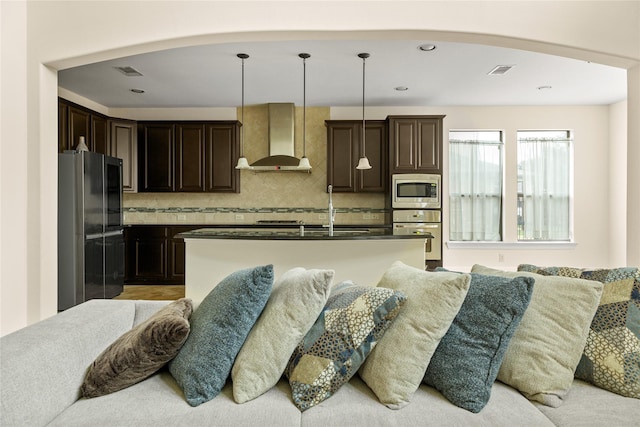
[391,173,441,209]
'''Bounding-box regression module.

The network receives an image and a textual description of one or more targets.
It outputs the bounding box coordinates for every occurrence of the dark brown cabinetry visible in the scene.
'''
[326,120,387,192]
[138,121,240,193]
[58,98,109,153]
[124,225,198,285]
[91,115,109,155]
[388,115,444,174]
[110,120,138,192]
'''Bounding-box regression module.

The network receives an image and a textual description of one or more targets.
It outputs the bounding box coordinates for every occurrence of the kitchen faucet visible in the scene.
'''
[328,184,335,236]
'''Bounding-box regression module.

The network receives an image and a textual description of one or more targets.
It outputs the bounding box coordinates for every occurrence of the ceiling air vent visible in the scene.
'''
[114,66,143,77]
[487,65,514,75]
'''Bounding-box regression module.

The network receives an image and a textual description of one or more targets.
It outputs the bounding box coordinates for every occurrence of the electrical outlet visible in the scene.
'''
[371,214,380,220]
[363,213,372,220]
[318,213,327,220]
[177,214,187,221]
[235,214,244,221]
[498,253,505,263]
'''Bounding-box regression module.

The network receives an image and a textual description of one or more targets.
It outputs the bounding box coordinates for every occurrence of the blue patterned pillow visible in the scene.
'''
[424,271,534,413]
[518,264,640,399]
[286,281,406,411]
[169,265,274,406]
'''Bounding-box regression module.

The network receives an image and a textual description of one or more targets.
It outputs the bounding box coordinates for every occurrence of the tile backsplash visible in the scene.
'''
[123,105,388,225]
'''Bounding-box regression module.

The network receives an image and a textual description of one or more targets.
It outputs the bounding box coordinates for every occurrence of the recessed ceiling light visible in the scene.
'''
[130,88,145,94]
[418,43,437,52]
[395,86,409,91]
[537,85,552,90]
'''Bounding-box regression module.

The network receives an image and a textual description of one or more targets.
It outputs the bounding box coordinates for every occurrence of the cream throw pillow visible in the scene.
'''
[359,261,471,409]
[471,264,603,407]
[232,267,334,403]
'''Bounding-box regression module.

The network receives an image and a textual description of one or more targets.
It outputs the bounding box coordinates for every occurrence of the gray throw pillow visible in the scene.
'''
[81,298,193,398]
[232,267,334,403]
[424,272,534,413]
[169,265,274,407]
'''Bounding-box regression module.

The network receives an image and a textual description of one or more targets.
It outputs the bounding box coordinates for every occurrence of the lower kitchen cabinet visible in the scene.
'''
[124,225,199,285]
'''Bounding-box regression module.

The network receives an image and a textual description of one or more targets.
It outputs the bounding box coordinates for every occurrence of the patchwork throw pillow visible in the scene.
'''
[232,267,335,403]
[471,264,603,407]
[359,261,471,409]
[286,280,406,411]
[81,298,193,398]
[424,272,534,413]
[169,265,274,407]
[518,264,640,399]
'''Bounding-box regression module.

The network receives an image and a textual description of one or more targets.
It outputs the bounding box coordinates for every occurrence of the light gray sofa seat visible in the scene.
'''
[1,299,638,427]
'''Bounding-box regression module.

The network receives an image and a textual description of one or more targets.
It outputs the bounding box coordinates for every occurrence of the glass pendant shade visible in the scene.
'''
[356,156,372,170]
[297,156,311,170]
[235,156,250,169]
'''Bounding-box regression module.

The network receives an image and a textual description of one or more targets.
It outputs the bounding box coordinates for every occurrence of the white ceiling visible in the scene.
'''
[57,39,627,109]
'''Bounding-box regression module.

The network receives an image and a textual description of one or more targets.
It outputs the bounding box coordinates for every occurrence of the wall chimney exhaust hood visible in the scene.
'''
[250,103,308,171]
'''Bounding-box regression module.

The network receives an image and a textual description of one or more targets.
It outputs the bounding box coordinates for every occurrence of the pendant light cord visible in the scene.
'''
[303,55,307,158]
[237,53,249,158]
[359,53,370,157]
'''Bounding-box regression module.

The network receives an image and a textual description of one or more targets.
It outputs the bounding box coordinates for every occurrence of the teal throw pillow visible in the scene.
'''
[286,281,407,411]
[424,271,534,413]
[169,265,274,406]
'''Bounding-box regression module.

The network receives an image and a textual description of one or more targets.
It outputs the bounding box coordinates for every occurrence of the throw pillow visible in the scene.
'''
[423,272,534,413]
[232,267,335,403]
[359,261,471,409]
[168,265,274,407]
[285,280,407,411]
[81,298,193,398]
[518,264,640,399]
[471,264,603,407]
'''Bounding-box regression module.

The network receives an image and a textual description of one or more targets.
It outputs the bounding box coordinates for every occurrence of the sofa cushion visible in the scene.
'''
[471,264,603,407]
[286,280,406,411]
[518,264,640,399]
[81,298,193,398]
[169,265,274,407]
[232,267,334,403]
[359,261,471,409]
[424,272,534,413]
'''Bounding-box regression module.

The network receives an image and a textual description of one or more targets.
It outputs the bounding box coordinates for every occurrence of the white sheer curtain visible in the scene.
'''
[449,132,503,241]
[517,132,571,241]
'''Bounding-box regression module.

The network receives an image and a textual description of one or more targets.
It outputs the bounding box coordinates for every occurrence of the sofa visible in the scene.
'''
[1,264,639,426]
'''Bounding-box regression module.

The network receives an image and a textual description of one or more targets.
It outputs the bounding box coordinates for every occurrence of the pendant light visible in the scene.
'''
[297,53,312,170]
[356,53,372,170]
[235,53,251,170]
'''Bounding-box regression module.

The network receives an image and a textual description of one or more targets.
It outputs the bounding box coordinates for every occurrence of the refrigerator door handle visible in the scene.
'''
[103,229,124,238]
[85,233,104,240]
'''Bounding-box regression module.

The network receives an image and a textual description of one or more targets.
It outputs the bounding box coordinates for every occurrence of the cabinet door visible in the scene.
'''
[416,118,441,173]
[327,122,358,192]
[58,100,69,152]
[139,123,174,192]
[168,226,199,282]
[175,124,205,192]
[390,118,419,173]
[125,226,168,282]
[205,123,239,192]
[69,106,91,151]
[91,115,109,155]
[358,122,387,192]
[110,120,138,192]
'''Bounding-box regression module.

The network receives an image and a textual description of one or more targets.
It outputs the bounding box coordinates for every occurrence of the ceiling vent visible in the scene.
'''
[114,66,143,77]
[487,65,515,75]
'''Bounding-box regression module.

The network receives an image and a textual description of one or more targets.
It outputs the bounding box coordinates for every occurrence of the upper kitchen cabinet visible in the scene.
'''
[388,115,445,174]
[58,98,109,153]
[110,119,138,192]
[138,121,240,193]
[326,120,387,193]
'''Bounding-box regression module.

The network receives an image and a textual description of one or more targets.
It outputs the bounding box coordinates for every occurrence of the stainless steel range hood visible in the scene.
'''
[250,103,306,171]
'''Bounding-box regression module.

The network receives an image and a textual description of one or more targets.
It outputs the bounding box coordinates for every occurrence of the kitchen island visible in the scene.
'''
[179,227,429,302]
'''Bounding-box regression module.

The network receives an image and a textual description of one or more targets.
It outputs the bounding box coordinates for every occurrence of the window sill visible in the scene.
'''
[446,241,577,250]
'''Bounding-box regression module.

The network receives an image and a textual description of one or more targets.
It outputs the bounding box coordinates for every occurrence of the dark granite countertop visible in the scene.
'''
[178,226,432,240]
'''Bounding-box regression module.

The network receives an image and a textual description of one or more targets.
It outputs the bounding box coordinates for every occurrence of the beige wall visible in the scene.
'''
[2,0,639,335]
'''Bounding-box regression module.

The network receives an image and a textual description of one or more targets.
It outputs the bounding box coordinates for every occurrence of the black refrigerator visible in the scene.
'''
[58,150,124,311]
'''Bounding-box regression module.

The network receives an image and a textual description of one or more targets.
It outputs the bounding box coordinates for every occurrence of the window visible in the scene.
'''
[517,130,572,241]
[449,131,503,241]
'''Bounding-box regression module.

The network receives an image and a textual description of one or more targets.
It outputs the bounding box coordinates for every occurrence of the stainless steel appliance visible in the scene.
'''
[393,210,442,266]
[392,173,441,209]
[58,150,124,310]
